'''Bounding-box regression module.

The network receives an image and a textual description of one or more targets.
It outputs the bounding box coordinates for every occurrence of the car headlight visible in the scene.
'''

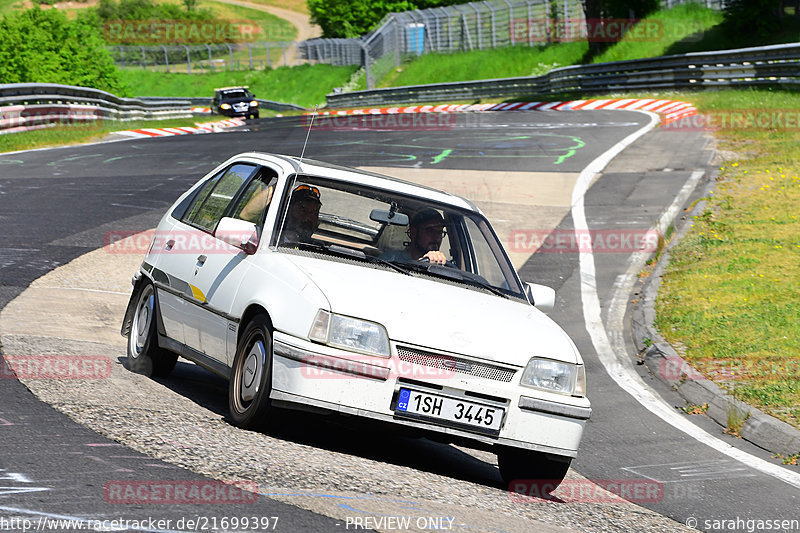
[521,358,586,396]
[308,310,390,357]
[250,100,258,107]
[220,103,231,109]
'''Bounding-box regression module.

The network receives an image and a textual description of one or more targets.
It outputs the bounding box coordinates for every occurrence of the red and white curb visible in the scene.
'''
[317,99,697,124]
[113,117,245,139]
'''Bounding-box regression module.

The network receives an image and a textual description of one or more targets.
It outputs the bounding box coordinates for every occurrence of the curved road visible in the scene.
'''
[0,112,797,532]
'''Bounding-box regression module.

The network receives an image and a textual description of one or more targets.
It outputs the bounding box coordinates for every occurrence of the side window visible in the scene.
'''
[182,164,257,232]
[231,170,278,225]
[464,217,506,286]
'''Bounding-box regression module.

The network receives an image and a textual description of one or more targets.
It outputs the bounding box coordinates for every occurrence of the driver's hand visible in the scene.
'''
[420,251,447,265]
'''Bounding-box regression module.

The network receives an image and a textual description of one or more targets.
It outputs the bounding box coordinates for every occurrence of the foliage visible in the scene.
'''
[117,63,358,108]
[0,8,121,93]
[96,0,212,21]
[722,0,783,40]
[584,0,659,18]
[307,0,463,38]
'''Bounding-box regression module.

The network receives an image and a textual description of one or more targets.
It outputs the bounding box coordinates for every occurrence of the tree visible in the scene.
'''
[722,0,783,40]
[308,0,465,38]
[581,0,659,56]
[0,8,121,93]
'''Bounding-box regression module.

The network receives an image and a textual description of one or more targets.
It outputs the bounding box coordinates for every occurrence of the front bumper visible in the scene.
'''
[270,332,590,457]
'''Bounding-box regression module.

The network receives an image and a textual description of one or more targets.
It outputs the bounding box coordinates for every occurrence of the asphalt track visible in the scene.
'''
[0,111,798,532]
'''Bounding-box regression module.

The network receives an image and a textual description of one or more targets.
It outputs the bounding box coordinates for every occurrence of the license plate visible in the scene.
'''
[395,388,504,432]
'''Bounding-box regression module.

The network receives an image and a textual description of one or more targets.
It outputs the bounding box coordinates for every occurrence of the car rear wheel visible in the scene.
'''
[497,447,571,494]
[228,315,273,429]
[126,282,177,377]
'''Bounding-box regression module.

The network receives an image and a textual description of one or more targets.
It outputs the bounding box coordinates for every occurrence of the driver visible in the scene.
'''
[381,208,451,266]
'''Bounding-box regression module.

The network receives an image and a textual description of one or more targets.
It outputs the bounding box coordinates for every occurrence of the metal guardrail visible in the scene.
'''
[136,96,307,113]
[0,84,308,134]
[0,83,193,134]
[326,42,800,108]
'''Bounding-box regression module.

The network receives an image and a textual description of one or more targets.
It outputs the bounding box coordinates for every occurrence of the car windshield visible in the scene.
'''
[222,90,249,100]
[273,174,525,300]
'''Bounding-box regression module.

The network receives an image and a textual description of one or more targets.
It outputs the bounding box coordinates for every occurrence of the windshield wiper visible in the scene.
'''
[283,241,412,275]
[364,256,412,275]
[424,264,509,299]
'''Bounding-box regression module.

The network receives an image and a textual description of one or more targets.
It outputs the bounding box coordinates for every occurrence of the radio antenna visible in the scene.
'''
[300,104,318,163]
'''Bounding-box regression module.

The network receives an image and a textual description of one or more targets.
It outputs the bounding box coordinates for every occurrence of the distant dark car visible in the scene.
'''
[212,87,259,119]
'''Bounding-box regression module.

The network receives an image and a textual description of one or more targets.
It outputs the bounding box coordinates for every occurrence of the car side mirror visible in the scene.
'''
[524,282,555,313]
[370,209,409,226]
[216,217,259,255]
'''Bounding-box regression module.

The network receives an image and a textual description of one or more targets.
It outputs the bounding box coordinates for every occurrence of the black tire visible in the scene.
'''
[126,282,178,377]
[228,314,273,429]
[497,447,572,494]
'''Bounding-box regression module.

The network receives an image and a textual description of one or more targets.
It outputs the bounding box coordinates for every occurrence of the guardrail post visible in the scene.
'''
[183,45,191,74]
[501,0,513,46]
[470,3,482,50]
[361,41,372,90]
[486,1,497,49]
[545,0,551,44]
[527,0,533,46]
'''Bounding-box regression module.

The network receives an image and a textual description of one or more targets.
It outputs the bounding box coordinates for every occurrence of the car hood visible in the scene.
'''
[284,254,580,367]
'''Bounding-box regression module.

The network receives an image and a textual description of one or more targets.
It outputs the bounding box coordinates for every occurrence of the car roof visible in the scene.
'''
[235,152,477,212]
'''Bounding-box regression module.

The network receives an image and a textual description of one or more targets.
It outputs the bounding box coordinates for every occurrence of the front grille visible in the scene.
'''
[396,346,517,382]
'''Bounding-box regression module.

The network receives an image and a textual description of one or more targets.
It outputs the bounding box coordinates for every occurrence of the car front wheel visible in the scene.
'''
[497,447,572,494]
[126,282,177,377]
[228,315,273,429]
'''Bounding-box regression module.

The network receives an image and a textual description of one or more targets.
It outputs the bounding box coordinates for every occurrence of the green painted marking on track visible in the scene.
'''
[431,149,452,165]
[553,136,586,165]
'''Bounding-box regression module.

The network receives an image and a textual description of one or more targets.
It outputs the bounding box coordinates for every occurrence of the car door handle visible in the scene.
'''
[196,255,207,267]
[165,239,175,251]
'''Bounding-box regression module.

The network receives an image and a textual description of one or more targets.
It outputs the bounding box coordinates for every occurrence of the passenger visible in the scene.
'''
[281,184,321,244]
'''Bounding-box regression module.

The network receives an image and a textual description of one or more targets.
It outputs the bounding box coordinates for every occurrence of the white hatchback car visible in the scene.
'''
[121,152,591,488]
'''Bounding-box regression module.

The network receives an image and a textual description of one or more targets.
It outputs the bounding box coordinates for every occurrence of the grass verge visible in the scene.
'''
[0,116,208,153]
[117,63,358,108]
[380,41,588,88]
[652,88,800,431]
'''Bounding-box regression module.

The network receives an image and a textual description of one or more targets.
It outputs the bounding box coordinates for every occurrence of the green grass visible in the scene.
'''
[204,0,296,42]
[380,41,588,88]
[653,88,800,430]
[591,3,724,62]
[117,63,358,107]
[0,117,205,153]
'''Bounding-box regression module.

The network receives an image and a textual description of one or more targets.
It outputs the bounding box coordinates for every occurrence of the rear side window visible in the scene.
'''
[182,163,258,232]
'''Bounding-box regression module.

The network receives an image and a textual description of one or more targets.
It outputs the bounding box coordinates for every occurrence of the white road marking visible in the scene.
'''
[572,111,800,490]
